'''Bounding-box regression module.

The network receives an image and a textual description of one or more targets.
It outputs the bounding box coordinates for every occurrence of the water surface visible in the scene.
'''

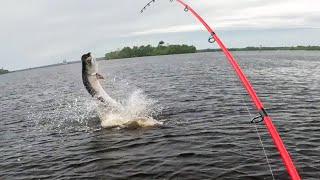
[1,51,319,179]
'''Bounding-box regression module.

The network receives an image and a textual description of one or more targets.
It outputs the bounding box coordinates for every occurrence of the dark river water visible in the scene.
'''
[1,51,319,179]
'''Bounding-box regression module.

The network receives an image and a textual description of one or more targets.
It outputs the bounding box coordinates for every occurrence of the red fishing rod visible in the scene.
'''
[171,1,300,179]
[141,0,300,179]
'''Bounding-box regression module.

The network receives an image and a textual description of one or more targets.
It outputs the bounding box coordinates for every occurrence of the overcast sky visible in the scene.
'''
[1,0,320,70]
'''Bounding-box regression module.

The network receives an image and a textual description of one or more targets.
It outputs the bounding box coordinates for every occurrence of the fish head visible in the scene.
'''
[81,52,98,75]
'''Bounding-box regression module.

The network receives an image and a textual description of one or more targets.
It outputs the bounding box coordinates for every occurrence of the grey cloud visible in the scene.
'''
[0,0,319,70]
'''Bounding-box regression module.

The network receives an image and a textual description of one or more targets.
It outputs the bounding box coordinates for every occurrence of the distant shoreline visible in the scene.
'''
[5,46,320,72]
[197,45,320,52]
[0,69,9,75]
[105,43,196,60]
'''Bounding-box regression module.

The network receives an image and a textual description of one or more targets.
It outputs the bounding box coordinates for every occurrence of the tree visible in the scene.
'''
[158,41,165,46]
[0,68,9,74]
[105,43,197,60]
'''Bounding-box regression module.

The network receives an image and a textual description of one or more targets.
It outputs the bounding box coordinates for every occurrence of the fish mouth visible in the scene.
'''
[86,57,92,65]
[81,52,92,62]
[83,52,94,66]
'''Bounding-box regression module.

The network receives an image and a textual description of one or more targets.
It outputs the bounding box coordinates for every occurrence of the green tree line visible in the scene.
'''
[105,42,196,60]
[198,45,320,52]
[0,68,9,74]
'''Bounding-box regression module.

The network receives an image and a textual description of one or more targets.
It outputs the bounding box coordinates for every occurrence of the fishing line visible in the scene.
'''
[202,50,276,178]
[229,72,275,180]
[203,46,276,178]
[140,0,300,179]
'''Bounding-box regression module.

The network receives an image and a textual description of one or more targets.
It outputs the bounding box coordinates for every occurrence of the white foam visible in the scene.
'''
[97,89,163,128]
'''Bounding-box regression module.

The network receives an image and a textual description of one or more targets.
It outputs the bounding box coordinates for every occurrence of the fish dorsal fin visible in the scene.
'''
[96,73,104,80]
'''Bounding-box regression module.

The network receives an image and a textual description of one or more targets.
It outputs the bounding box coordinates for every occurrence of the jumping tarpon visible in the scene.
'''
[81,52,122,110]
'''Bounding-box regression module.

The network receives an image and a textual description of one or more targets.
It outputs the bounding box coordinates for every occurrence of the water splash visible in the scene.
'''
[98,89,163,128]
[28,94,100,132]
[28,80,163,131]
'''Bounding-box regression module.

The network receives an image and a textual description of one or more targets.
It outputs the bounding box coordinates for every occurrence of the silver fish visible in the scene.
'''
[81,52,122,110]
